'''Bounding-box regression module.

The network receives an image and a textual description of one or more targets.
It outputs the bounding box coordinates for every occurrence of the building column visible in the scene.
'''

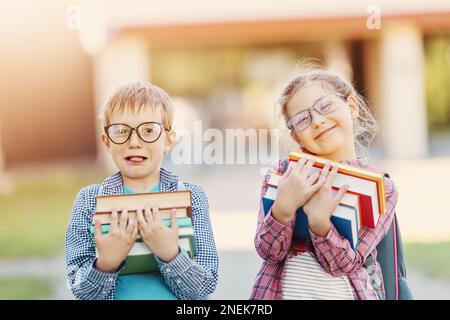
[92,39,151,173]
[380,23,428,159]
[363,39,382,123]
[78,0,151,173]
[323,40,353,83]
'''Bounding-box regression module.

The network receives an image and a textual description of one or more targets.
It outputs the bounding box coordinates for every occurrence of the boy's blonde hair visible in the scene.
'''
[278,62,378,157]
[99,82,173,130]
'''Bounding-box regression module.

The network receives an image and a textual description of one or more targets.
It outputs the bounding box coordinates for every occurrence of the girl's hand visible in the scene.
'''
[303,165,349,237]
[94,207,138,273]
[137,206,180,263]
[271,158,329,225]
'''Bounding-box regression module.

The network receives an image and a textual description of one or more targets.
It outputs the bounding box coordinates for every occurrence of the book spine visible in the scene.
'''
[93,208,191,225]
[289,151,386,215]
[95,190,193,215]
[90,217,194,237]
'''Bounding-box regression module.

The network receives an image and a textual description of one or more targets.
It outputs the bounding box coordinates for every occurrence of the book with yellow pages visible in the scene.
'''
[95,190,192,216]
[92,207,190,225]
[287,151,386,228]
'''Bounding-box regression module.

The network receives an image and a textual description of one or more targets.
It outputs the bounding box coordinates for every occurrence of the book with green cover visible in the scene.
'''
[90,217,197,275]
[118,236,197,275]
[90,217,194,237]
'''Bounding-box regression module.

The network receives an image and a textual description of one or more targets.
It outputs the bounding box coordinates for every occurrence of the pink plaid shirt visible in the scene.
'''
[250,157,398,300]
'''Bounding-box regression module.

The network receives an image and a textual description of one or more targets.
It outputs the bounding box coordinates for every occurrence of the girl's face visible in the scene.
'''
[285,82,358,160]
[101,107,175,181]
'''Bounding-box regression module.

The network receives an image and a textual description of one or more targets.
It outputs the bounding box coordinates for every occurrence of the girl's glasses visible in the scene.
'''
[105,122,169,144]
[286,92,347,132]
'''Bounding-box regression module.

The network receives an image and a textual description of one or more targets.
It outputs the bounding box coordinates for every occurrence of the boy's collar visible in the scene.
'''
[99,167,180,196]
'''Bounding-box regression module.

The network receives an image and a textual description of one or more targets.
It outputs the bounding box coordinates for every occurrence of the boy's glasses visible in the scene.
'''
[286,92,347,132]
[105,122,169,144]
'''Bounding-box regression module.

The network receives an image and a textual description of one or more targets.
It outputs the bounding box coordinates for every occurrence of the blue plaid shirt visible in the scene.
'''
[65,167,219,300]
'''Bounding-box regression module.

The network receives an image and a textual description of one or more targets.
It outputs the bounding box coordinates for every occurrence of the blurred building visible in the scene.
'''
[1,0,450,176]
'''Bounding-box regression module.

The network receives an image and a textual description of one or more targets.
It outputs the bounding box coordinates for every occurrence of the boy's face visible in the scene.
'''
[102,106,176,181]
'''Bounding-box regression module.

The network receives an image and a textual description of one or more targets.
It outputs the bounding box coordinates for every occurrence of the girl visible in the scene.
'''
[251,67,398,300]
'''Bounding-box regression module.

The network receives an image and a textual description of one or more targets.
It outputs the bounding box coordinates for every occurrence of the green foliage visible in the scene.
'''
[425,35,450,132]
[0,278,53,299]
[0,169,102,258]
[405,242,450,281]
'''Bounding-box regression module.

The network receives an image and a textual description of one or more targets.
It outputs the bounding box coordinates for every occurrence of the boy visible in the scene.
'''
[65,82,219,300]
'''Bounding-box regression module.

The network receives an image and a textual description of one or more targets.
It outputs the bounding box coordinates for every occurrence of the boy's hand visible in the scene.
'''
[271,158,329,225]
[94,207,138,273]
[303,165,349,237]
[137,206,180,263]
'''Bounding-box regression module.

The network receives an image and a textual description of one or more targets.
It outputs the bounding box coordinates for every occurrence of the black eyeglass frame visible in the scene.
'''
[104,121,170,145]
[286,92,348,132]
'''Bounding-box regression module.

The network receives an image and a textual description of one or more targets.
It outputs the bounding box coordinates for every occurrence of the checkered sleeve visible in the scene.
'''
[156,183,219,299]
[65,185,123,300]
[254,159,296,264]
[310,175,398,277]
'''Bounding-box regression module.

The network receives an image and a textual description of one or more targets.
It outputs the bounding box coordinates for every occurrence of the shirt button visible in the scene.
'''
[166,268,171,273]
[371,275,382,288]
[367,265,376,275]
[176,279,182,284]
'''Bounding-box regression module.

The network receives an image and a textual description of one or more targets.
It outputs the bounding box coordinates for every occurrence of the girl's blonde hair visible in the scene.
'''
[278,63,378,158]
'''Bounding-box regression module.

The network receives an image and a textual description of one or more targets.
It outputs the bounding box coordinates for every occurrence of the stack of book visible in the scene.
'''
[90,190,196,274]
[262,151,386,250]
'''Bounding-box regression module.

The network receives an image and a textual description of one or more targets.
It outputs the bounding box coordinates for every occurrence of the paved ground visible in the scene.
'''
[1,250,449,300]
[212,251,450,300]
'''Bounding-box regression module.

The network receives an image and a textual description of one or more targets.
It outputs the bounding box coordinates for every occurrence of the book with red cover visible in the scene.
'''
[92,190,192,225]
[288,151,386,214]
[287,151,385,228]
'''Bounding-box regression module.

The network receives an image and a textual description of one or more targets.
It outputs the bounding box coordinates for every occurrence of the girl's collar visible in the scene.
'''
[340,157,370,168]
[298,148,369,168]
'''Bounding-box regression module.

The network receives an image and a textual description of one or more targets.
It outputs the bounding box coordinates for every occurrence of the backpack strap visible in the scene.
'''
[365,173,412,300]
[364,251,386,300]
[281,158,289,174]
[363,172,397,300]
[390,208,414,299]
[392,213,399,300]
[363,172,393,300]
